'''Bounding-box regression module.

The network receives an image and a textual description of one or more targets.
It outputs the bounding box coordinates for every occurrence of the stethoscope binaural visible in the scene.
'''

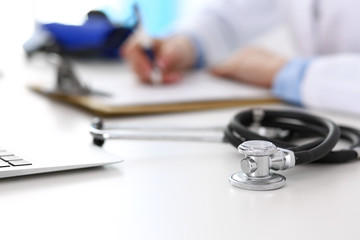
[89,109,360,191]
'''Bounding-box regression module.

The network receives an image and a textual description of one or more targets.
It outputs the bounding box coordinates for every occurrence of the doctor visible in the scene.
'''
[123,0,360,115]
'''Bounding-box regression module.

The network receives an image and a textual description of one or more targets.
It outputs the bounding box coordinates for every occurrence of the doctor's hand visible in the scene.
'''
[210,47,288,88]
[121,35,196,84]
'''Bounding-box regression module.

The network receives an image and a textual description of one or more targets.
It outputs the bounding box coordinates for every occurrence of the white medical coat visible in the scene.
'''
[179,0,360,115]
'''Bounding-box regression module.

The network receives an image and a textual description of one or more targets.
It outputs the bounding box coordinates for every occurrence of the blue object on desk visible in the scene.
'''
[45,11,135,58]
[25,10,136,58]
[43,14,114,50]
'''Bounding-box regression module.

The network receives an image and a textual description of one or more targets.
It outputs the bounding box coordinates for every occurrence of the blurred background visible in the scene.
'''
[0,0,208,55]
[32,0,210,35]
[0,0,294,79]
[0,0,209,77]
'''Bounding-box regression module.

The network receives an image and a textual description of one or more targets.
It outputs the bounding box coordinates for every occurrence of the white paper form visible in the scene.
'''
[74,61,273,107]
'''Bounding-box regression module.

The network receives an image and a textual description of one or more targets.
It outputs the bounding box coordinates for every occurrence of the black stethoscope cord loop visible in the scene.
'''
[225,109,341,165]
[318,126,360,163]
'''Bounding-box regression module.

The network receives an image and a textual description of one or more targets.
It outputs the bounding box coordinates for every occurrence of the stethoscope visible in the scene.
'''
[89,108,360,191]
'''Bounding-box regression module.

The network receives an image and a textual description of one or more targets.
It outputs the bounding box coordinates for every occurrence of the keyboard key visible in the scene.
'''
[9,160,32,166]
[0,160,10,167]
[1,156,22,161]
[0,149,32,167]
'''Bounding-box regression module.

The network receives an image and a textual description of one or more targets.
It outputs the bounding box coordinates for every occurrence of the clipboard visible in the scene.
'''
[27,62,280,116]
[29,85,279,116]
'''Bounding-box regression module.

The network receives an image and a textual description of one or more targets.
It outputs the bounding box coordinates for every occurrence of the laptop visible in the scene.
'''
[0,135,122,179]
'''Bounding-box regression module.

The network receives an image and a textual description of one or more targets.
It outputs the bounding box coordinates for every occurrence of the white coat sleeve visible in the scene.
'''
[176,0,282,67]
[301,54,360,115]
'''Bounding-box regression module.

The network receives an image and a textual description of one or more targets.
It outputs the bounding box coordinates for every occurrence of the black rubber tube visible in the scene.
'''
[225,109,340,165]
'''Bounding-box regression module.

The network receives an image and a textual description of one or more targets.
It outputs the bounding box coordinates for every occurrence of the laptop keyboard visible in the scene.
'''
[0,150,32,167]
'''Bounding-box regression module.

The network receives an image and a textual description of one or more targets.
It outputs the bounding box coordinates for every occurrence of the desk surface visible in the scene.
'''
[1,54,360,240]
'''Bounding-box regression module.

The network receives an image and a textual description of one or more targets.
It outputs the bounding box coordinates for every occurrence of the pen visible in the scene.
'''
[139,31,162,85]
[134,5,162,85]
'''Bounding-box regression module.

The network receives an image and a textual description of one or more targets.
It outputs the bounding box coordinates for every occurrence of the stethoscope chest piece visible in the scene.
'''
[229,140,288,191]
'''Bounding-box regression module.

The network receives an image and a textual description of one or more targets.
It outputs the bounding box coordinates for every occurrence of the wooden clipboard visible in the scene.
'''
[29,85,280,116]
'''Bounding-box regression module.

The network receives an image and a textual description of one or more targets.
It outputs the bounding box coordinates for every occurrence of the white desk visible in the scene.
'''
[1,54,360,240]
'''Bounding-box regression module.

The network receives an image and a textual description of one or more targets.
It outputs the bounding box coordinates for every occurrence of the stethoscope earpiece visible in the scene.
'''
[91,117,106,147]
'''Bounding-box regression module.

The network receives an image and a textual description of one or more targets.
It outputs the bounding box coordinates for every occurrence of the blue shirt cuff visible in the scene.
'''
[272,58,311,105]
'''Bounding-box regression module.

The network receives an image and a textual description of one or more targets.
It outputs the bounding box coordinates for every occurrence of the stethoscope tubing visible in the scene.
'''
[90,109,360,164]
[224,109,360,164]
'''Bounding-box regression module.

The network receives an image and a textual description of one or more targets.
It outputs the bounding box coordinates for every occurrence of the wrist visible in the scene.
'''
[268,57,289,88]
[175,34,205,69]
[272,58,312,105]
[178,36,197,69]
[164,36,197,70]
